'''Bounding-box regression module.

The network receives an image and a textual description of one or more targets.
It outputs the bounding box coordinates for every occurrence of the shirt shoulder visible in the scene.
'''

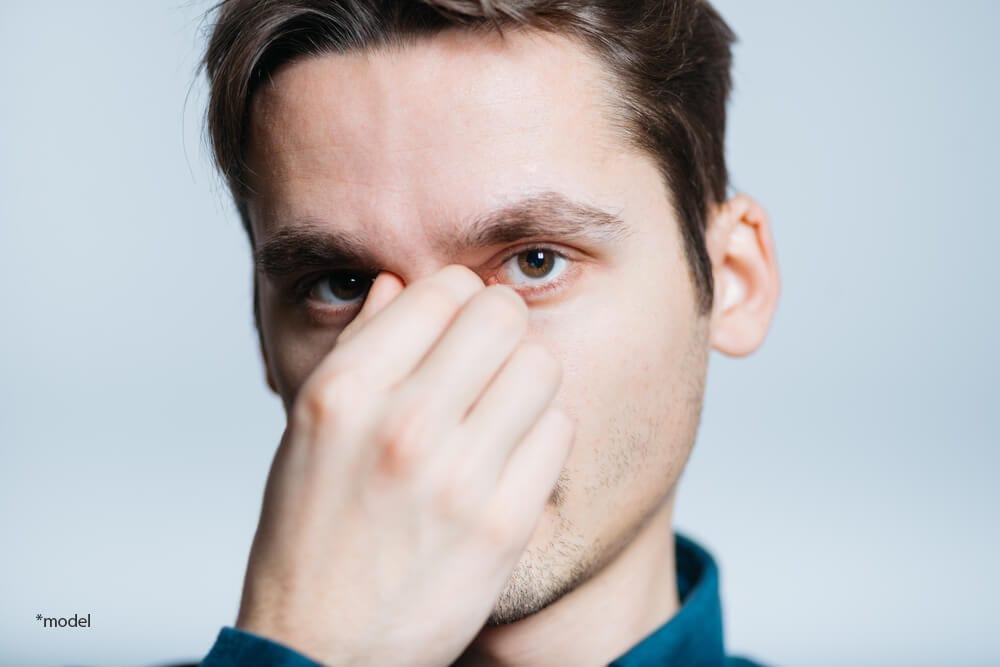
[199,626,323,667]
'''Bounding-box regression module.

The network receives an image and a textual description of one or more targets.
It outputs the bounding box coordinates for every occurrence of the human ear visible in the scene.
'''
[705,193,781,357]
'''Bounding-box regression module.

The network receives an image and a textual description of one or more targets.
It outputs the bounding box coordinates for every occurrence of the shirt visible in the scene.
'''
[197,533,768,667]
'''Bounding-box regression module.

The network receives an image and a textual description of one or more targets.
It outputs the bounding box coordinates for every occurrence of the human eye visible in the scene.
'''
[289,246,575,320]
[493,245,574,298]
[293,270,375,313]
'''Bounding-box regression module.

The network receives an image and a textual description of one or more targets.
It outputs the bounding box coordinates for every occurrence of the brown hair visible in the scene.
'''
[202,0,737,328]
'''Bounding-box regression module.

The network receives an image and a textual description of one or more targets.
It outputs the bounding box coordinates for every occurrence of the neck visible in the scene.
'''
[455,492,679,667]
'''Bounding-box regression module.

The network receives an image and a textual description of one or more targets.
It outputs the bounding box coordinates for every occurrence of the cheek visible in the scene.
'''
[259,286,341,405]
[527,259,704,510]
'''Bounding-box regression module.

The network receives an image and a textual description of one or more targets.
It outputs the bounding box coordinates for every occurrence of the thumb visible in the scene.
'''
[337,271,403,344]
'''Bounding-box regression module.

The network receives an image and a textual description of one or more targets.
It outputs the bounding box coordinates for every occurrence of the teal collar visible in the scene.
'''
[608,532,728,667]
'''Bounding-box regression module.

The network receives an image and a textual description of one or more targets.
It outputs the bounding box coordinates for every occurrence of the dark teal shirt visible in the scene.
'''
[199,533,767,667]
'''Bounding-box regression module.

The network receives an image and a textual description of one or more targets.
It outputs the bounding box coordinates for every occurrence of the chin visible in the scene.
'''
[482,504,596,629]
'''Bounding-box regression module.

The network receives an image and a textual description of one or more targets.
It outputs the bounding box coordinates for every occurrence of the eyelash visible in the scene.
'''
[292,244,575,315]
[493,243,574,296]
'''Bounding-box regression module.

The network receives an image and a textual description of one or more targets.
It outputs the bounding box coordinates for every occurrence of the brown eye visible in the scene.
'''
[310,272,374,306]
[507,248,568,286]
[517,249,557,279]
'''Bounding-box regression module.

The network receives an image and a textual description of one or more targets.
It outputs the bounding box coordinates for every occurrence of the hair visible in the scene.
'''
[201,0,737,331]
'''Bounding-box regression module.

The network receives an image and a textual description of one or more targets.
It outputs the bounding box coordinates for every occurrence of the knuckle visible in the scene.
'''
[480,510,522,551]
[295,369,360,426]
[375,396,436,477]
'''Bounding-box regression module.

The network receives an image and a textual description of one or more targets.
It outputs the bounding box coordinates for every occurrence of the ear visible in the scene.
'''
[705,193,781,357]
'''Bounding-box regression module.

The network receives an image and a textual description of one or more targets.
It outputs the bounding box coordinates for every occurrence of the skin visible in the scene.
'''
[242,25,779,667]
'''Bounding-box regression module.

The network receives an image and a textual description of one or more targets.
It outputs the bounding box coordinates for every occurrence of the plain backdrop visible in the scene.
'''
[1,2,997,666]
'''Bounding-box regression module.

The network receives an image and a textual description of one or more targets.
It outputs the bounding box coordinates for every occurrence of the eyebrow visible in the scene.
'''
[253,190,633,279]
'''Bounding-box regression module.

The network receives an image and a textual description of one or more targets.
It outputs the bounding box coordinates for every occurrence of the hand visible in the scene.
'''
[235,264,575,666]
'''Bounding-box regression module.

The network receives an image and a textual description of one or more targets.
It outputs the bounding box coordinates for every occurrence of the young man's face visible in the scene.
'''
[246,27,720,624]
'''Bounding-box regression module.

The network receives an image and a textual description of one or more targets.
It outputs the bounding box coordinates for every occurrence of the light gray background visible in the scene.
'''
[1,1,997,666]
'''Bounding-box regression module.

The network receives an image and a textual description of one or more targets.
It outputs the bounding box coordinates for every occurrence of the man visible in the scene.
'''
[195,0,780,665]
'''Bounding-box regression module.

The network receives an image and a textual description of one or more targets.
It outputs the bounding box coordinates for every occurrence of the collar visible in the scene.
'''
[607,532,727,667]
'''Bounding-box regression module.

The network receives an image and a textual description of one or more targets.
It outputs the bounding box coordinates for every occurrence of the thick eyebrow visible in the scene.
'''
[435,190,634,255]
[253,223,380,279]
[253,190,633,279]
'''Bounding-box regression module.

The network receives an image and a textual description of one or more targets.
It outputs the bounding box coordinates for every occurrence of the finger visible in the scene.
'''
[454,341,562,480]
[489,407,575,533]
[396,285,529,430]
[336,271,405,346]
[315,264,486,390]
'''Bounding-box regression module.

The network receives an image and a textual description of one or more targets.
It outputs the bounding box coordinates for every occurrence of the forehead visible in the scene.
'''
[245,26,637,247]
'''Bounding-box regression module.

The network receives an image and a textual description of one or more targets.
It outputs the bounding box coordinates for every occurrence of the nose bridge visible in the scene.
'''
[386,256,454,289]
[367,201,458,289]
